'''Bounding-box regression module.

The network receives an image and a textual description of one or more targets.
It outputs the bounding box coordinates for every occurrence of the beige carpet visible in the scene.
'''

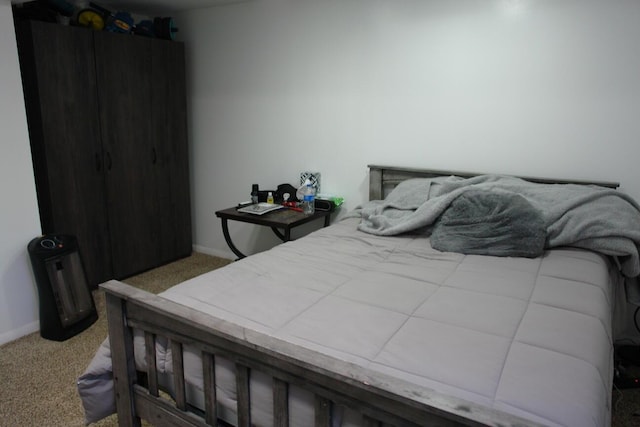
[1,251,640,426]
[0,252,231,427]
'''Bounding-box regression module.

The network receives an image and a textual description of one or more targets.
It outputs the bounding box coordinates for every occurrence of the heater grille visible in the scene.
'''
[44,252,94,327]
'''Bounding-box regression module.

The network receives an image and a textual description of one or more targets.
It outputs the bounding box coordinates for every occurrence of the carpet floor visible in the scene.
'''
[1,251,640,426]
[0,252,231,427]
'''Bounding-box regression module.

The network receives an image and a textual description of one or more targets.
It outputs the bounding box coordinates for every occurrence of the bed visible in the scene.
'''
[78,164,640,427]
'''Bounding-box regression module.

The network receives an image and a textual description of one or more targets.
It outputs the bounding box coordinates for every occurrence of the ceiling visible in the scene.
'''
[12,0,250,16]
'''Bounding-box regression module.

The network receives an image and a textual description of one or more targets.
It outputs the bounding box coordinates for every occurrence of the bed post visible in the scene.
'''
[105,291,142,427]
[368,165,383,201]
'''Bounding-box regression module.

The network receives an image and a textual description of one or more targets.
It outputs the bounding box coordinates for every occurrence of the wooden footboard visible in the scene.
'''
[102,280,541,427]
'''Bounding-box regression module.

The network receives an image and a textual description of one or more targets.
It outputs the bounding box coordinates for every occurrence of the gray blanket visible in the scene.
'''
[350,175,640,277]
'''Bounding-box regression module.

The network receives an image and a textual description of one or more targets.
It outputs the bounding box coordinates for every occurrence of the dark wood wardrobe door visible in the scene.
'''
[93,31,159,279]
[150,39,192,264]
[16,21,112,287]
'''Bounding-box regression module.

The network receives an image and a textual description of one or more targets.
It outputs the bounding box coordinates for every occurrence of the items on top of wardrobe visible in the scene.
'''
[13,0,178,40]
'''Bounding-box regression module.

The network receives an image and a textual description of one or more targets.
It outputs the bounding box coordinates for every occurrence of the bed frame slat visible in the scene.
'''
[202,352,217,424]
[171,341,187,411]
[236,363,251,427]
[314,395,331,427]
[144,332,159,397]
[273,377,289,427]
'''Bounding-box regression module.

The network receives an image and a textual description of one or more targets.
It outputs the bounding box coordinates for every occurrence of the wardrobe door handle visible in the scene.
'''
[106,152,112,171]
[151,147,157,165]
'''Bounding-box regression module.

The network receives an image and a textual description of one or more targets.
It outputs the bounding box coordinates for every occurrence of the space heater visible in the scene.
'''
[28,235,98,341]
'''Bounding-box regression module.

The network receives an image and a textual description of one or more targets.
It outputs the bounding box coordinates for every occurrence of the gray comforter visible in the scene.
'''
[350,175,640,277]
[79,218,620,427]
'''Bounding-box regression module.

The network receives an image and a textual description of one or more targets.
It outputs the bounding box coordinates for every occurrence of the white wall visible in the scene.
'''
[2,0,638,340]
[0,1,42,344]
[177,0,640,258]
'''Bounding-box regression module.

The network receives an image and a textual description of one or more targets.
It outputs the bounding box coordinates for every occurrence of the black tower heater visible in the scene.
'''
[28,235,98,341]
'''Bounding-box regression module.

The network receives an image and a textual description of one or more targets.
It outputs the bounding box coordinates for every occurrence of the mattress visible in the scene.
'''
[141,217,619,427]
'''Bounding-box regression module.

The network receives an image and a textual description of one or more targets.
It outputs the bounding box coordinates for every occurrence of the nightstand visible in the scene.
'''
[215,207,331,259]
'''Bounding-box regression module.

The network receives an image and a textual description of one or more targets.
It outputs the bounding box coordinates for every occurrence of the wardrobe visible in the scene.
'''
[15,20,192,288]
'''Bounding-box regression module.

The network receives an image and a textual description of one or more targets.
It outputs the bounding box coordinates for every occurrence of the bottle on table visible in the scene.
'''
[267,191,274,204]
[302,180,315,214]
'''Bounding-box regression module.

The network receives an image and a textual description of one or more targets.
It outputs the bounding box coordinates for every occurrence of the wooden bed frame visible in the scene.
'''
[367,164,619,201]
[102,165,619,427]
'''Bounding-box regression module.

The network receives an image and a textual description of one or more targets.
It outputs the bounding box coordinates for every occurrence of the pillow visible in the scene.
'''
[383,177,449,208]
[430,189,546,258]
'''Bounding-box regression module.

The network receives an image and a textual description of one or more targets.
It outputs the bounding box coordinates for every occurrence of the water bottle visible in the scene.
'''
[302,181,315,214]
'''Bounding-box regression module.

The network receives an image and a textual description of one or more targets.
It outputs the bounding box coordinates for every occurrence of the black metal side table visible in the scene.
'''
[215,206,331,259]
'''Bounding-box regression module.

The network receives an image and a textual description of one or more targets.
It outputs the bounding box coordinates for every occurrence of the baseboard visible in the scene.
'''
[192,244,233,261]
[0,320,39,346]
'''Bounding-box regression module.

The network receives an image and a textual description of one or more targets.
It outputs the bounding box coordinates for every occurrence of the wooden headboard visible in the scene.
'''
[368,164,620,201]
